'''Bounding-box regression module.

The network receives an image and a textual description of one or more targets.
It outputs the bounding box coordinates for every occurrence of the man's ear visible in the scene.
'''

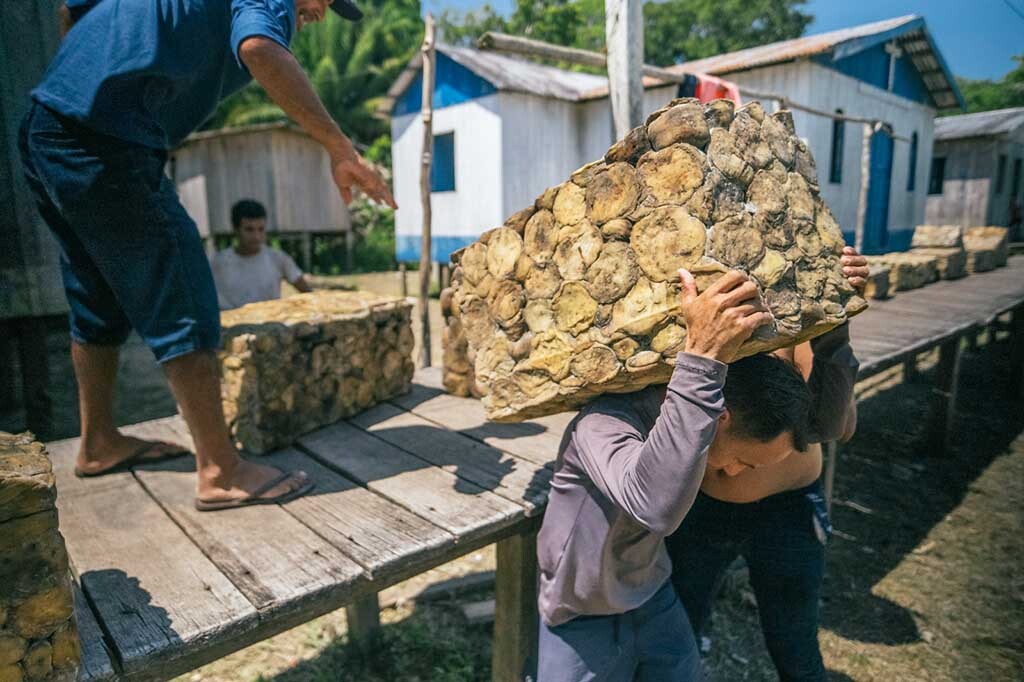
[718,409,731,428]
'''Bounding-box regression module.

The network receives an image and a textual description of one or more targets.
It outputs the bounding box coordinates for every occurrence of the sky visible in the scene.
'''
[420,0,1024,81]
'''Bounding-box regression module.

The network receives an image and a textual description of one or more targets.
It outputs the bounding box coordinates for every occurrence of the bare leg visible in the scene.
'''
[162,349,307,502]
[73,341,185,473]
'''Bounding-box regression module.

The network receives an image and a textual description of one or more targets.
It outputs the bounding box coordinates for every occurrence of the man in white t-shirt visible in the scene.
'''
[211,199,313,310]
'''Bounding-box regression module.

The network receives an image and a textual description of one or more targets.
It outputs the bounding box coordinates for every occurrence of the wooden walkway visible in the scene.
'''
[49,257,1024,682]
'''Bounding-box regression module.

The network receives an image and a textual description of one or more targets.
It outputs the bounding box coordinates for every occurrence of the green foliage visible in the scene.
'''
[348,199,398,273]
[643,0,811,66]
[952,55,1024,115]
[204,0,423,146]
[439,0,811,66]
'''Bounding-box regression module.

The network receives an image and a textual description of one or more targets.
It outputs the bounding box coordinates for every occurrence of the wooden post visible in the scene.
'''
[492,530,539,682]
[925,337,963,457]
[419,14,436,368]
[345,228,355,273]
[345,593,381,641]
[1010,304,1024,399]
[903,355,918,383]
[854,122,874,254]
[301,232,313,273]
[823,441,838,513]
[399,262,408,297]
[604,0,644,138]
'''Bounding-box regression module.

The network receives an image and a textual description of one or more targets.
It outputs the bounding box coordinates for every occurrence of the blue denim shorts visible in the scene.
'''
[19,103,220,362]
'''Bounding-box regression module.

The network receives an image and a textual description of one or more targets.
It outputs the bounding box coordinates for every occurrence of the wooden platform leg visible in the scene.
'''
[925,338,962,457]
[1011,305,1024,400]
[492,529,538,682]
[823,441,838,514]
[903,355,918,383]
[345,593,381,640]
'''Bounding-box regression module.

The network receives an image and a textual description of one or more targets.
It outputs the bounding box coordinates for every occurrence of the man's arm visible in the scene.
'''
[571,269,771,536]
[275,250,312,293]
[804,245,868,443]
[572,354,727,536]
[804,323,859,443]
[237,37,396,208]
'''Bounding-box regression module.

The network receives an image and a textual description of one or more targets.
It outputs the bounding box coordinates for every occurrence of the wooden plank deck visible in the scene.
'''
[46,257,1024,682]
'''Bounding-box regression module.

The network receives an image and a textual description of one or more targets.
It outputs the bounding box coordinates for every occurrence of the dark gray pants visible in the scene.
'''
[536,582,702,681]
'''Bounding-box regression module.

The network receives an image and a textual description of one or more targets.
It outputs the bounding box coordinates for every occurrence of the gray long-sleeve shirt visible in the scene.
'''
[537,325,858,626]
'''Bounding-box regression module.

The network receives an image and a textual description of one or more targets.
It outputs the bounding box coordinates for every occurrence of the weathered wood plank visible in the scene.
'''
[73,582,117,682]
[47,437,259,680]
[133,456,368,617]
[491,528,540,682]
[124,419,371,620]
[396,371,569,469]
[272,447,455,579]
[299,422,524,543]
[350,402,552,514]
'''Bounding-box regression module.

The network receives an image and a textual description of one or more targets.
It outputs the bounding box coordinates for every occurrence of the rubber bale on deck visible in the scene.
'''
[449,99,867,422]
[865,253,939,292]
[219,291,415,453]
[964,226,1009,268]
[0,432,79,682]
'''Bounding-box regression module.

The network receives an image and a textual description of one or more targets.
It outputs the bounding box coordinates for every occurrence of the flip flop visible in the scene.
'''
[194,471,315,512]
[74,442,190,478]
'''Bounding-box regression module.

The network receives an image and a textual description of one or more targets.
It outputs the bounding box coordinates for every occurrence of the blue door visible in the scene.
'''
[864,128,894,254]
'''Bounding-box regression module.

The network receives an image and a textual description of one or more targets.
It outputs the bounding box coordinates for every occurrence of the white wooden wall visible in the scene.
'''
[391,96,504,249]
[172,129,350,236]
[499,85,676,222]
[726,61,935,244]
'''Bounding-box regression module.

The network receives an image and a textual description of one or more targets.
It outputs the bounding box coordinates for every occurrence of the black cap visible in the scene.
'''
[330,0,363,21]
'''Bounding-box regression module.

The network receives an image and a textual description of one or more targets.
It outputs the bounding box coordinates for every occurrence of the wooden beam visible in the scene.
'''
[419,14,436,368]
[491,528,539,682]
[604,0,644,137]
[925,337,963,457]
[903,355,918,383]
[476,31,899,130]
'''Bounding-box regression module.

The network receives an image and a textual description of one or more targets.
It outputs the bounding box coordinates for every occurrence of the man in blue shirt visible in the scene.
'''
[20,0,395,510]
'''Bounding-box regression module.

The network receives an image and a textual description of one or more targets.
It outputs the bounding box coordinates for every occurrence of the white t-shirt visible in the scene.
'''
[210,246,304,310]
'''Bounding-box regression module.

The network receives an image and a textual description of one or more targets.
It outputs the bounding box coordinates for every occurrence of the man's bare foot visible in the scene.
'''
[195,458,311,506]
[76,433,189,476]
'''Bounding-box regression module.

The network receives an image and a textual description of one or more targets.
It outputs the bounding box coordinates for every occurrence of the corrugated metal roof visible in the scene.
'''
[934,107,1024,141]
[441,44,607,101]
[666,15,963,110]
[180,121,304,146]
[383,15,963,114]
[381,43,607,115]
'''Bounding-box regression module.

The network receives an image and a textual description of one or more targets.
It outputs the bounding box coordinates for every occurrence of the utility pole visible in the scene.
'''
[604,0,644,139]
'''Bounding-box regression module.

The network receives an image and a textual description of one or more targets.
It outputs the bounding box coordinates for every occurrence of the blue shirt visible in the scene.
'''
[33,0,294,150]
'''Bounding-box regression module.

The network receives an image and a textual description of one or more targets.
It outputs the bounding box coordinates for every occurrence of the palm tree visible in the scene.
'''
[205,0,423,150]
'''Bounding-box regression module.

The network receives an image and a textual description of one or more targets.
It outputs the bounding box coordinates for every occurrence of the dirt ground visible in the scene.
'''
[5,277,1022,681]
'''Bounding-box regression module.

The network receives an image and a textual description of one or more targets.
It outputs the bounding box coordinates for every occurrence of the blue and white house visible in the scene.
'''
[384,15,963,261]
